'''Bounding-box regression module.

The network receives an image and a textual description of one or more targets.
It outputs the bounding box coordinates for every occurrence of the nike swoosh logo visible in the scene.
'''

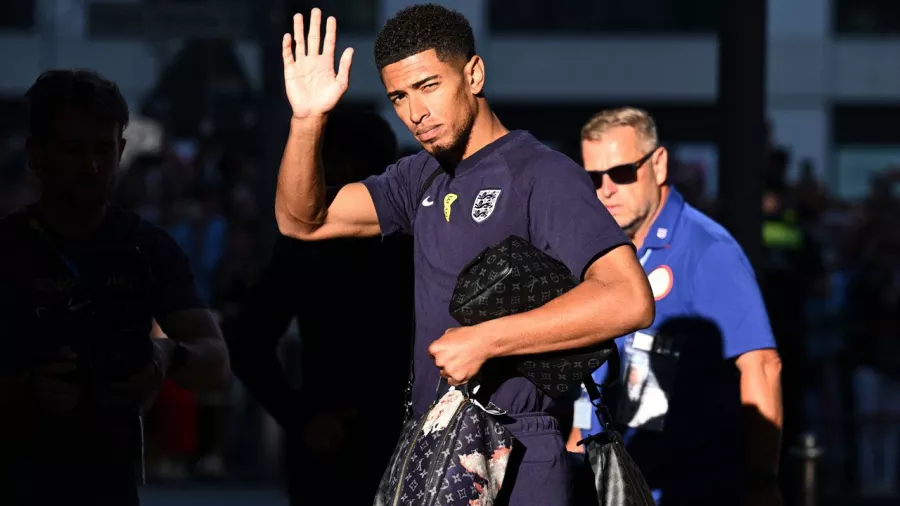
[422,196,434,207]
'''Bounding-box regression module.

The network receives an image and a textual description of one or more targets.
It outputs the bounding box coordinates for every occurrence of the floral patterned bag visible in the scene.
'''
[373,383,517,506]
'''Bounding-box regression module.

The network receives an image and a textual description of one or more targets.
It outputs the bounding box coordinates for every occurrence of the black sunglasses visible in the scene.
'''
[587,147,658,189]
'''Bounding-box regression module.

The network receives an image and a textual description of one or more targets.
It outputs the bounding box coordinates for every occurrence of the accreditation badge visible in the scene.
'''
[614,330,680,432]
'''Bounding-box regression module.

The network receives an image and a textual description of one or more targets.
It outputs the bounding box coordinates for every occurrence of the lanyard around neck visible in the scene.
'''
[639,248,653,267]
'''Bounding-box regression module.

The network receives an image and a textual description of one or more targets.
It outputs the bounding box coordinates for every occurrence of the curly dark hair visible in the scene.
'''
[374,4,476,71]
[25,69,129,139]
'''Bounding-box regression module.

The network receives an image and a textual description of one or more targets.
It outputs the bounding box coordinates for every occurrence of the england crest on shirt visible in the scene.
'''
[472,189,501,223]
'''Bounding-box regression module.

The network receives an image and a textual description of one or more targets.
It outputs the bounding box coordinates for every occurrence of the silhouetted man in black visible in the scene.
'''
[229,109,413,505]
[0,69,230,506]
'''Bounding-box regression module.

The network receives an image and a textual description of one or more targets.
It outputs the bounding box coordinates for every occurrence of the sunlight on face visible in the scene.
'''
[581,126,663,235]
[381,50,476,158]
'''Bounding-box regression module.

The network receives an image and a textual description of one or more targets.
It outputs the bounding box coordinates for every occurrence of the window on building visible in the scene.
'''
[832,104,900,200]
[287,0,377,34]
[834,0,900,34]
[833,147,900,200]
[90,0,254,39]
[0,0,35,30]
[489,0,718,34]
[88,2,143,37]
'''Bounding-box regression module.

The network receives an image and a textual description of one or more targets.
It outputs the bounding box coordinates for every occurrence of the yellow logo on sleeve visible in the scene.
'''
[443,193,458,222]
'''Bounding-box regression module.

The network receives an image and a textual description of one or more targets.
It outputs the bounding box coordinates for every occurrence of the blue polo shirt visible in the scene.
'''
[363,130,630,506]
[580,188,776,504]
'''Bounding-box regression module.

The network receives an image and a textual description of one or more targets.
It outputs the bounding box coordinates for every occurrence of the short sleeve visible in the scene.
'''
[147,225,206,317]
[523,153,631,279]
[691,241,777,359]
[361,154,430,236]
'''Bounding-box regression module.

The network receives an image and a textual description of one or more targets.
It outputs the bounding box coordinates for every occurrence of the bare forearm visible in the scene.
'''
[275,115,329,236]
[483,276,653,359]
[165,336,231,391]
[740,354,783,473]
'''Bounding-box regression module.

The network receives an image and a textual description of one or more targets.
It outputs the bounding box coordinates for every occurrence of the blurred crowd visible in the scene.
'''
[1,114,898,495]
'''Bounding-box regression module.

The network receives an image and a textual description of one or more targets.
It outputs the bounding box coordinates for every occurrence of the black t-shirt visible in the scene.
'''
[0,206,204,504]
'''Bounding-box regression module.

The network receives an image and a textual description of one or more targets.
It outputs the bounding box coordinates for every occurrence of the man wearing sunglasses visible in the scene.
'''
[567,107,783,506]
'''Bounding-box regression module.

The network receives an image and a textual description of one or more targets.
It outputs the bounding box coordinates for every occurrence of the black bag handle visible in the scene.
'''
[581,344,621,434]
[403,166,446,422]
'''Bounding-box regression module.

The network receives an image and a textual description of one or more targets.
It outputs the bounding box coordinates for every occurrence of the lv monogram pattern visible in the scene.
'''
[585,432,656,506]
[449,235,616,399]
[374,393,516,506]
[450,236,572,323]
[517,351,613,398]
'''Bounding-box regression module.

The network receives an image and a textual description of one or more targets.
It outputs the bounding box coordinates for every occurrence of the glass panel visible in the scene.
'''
[0,0,36,30]
[833,146,900,200]
[489,0,718,34]
[834,0,900,34]
[289,0,377,34]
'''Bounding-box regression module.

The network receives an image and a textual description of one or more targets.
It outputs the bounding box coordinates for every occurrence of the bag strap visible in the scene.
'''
[404,165,446,422]
[582,344,621,432]
[414,166,446,214]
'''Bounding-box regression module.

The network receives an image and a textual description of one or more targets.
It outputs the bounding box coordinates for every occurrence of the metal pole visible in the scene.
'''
[790,432,824,506]
[716,0,767,271]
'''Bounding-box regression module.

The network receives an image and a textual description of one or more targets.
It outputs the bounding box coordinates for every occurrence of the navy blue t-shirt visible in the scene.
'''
[362,130,630,426]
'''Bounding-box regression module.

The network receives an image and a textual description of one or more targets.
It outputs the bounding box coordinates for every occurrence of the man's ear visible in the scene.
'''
[464,55,485,96]
[652,147,668,186]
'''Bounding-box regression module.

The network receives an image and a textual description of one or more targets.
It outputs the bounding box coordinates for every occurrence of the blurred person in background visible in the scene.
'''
[0,69,230,505]
[226,182,261,229]
[568,107,783,506]
[759,180,824,497]
[0,139,37,218]
[229,108,414,505]
[847,171,900,497]
[168,185,228,304]
[165,185,232,478]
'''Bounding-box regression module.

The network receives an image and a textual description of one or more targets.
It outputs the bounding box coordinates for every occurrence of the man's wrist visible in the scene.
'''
[480,318,511,360]
[289,114,328,134]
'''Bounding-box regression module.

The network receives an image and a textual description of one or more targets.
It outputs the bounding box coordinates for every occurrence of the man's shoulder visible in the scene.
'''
[365,150,442,200]
[677,204,740,252]
[497,134,584,194]
[392,150,441,178]
[104,207,187,261]
[673,203,753,274]
[499,132,575,173]
[105,206,160,242]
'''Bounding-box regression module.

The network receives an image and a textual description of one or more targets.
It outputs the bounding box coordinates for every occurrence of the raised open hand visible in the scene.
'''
[282,9,354,119]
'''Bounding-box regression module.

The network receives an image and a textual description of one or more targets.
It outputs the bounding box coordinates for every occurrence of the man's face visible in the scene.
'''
[581,126,667,236]
[28,107,124,210]
[381,49,480,159]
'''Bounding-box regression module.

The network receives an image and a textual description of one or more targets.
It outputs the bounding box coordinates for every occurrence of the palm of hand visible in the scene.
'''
[282,9,354,119]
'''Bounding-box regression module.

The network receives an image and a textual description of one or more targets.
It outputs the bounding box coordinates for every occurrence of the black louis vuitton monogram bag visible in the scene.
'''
[448,235,617,399]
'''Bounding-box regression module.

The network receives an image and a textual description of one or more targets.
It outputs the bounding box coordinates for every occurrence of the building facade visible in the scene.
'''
[2,0,899,199]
